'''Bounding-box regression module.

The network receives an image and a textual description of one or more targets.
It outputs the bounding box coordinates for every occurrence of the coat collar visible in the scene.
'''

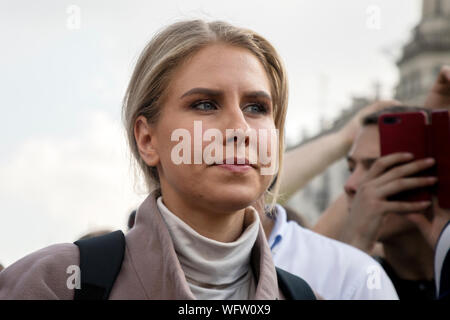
[125,190,280,299]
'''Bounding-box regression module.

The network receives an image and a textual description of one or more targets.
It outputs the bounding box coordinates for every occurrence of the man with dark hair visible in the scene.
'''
[258,101,402,300]
[341,105,439,299]
[310,65,450,300]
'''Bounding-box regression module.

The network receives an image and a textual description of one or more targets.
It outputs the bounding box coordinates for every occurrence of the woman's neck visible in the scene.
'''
[159,186,248,243]
[156,196,260,298]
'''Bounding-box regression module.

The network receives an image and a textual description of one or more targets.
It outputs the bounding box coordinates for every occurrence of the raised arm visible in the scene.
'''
[312,192,348,239]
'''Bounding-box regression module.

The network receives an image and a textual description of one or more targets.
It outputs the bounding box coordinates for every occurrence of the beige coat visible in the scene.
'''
[0,191,284,299]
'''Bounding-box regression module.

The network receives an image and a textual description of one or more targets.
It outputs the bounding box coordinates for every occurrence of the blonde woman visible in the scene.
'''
[0,20,314,300]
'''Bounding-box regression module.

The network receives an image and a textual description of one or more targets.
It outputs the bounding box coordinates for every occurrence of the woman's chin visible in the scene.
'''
[204,185,262,212]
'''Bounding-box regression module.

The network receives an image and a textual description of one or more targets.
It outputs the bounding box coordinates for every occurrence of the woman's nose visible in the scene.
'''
[222,104,251,146]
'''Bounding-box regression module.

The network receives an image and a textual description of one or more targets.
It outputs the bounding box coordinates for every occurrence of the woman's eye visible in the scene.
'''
[192,101,217,111]
[243,104,267,114]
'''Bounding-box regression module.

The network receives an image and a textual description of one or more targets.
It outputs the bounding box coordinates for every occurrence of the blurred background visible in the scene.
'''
[1,0,449,267]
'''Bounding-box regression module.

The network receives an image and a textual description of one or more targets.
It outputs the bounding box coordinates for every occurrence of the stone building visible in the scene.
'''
[395,0,450,105]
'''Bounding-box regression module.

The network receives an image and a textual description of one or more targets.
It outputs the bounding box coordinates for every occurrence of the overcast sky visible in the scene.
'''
[0,0,421,266]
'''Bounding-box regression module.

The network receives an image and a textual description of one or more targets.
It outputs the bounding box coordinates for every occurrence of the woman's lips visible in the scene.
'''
[212,157,257,172]
[215,164,253,172]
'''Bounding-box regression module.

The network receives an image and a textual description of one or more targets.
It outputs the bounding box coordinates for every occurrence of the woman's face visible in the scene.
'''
[142,43,276,213]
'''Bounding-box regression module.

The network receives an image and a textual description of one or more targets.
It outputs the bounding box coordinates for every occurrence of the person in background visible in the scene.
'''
[276,101,400,258]
[415,196,450,300]
[310,66,450,299]
[257,196,399,300]
[314,65,450,242]
[339,106,438,299]
[254,101,402,300]
[410,66,450,299]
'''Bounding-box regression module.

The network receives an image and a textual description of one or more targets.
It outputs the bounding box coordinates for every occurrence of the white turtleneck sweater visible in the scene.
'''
[156,197,260,300]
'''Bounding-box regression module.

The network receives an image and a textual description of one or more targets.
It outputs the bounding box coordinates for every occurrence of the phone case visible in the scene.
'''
[379,112,432,202]
[431,111,450,209]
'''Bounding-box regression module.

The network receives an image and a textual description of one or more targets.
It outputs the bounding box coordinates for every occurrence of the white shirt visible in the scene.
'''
[435,221,450,298]
[268,204,399,300]
[157,197,259,300]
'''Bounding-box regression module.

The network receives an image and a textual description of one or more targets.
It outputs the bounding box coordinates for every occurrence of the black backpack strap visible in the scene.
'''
[276,267,316,300]
[73,230,125,300]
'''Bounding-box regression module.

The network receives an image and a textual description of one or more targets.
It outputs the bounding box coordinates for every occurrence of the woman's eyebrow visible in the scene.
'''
[180,88,222,99]
[244,90,272,101]
[180,87,272,101]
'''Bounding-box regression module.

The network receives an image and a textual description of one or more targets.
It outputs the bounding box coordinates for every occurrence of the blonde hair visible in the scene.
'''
[122,19,288,207]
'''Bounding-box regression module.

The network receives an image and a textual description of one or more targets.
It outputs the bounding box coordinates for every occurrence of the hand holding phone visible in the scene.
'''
[379,111,432,202]
[379,110,450,208]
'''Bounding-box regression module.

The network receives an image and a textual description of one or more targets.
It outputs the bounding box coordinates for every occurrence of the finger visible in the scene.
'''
[434,66,450,94]
[377,176,437,198]
[364,153,414,181]
[383,200,431,213]
[374,157,435,186]
[438,66,450,84]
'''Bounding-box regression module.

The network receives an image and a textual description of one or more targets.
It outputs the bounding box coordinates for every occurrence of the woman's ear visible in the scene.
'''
[134,115,160,166]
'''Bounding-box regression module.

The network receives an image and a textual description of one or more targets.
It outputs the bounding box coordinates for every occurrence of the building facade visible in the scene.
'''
[395,0,450,105]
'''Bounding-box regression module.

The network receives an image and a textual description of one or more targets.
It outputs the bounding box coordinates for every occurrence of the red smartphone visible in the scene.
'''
[431,110,450,209]
[378,112,432,202]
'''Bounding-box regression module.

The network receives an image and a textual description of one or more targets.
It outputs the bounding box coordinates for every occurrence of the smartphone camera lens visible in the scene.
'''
[383,117,400,124]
